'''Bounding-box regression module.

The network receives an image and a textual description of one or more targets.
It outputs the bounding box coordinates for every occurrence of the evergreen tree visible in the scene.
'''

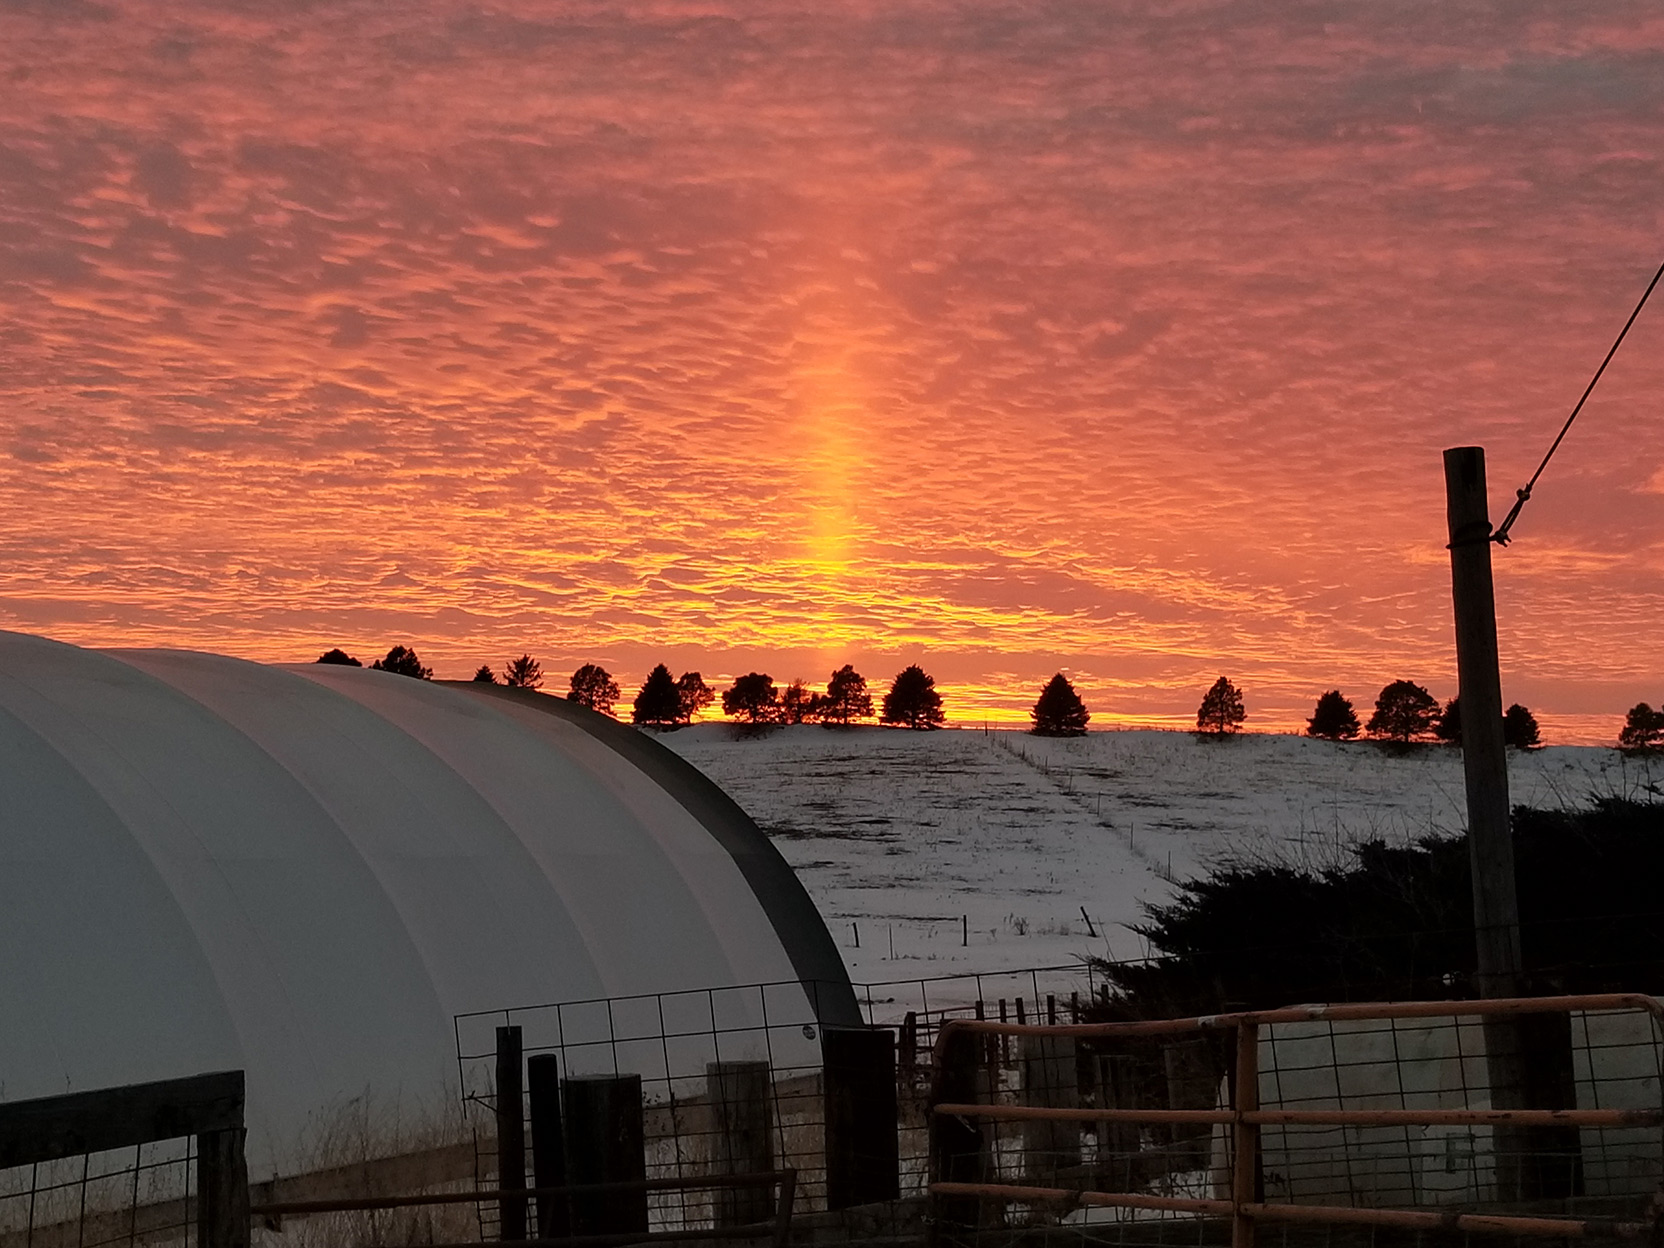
[1195,676,1245,737]
[722,672,780,723]
[1504,703,1541,749]
[502,654,543,689]
[822,665,873,725]
[1434,697,1462,744]
[675,671,714,724]
[371,645,432,679]
[632,664,682,727]
[316,647,362,666]
[880,665,945,730]
[1619,703,1664,752]
[472,664,497,683]
[1030,673,1089,737]
[567,663,621,716]
[780,680,818,724]
[1306,690,1359,740]
[1367,680,1439,742]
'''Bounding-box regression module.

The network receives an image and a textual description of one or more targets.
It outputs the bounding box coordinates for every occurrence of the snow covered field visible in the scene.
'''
[662,727,1655,986]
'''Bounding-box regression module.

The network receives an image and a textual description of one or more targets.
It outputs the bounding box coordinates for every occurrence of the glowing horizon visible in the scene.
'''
[3,1,1662,747]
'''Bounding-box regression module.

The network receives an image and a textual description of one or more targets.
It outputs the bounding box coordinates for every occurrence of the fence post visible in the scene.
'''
[196,1128,249,1248]
[1231,1023,1259,1248]
[563,1075,647,1236]
[1019,1032,1079,1186]
[928,1024,986,1246]
[823,1027,900,1210]
[495,1026,527,1243]
[707,1061,775,1226]
[527,1053,569,1240]
[1094,1054,1139,1192]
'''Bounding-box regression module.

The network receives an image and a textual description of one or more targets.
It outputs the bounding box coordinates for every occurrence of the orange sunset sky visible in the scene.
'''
[2,0,1662,740]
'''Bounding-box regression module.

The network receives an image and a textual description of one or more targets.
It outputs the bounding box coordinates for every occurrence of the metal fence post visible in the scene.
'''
[1232,1022,1259,1248]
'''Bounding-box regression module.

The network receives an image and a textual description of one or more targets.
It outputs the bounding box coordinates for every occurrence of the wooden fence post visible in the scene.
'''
[823,1027,900,1210]
[707,1061,774,1226]
[527,1053,569,1240]
[563,1075,647,1236]
[1019,1032,1079,1186]
[196,1128,249,1248]
[928,1025,986,1246]
[1094,1054,1139,1192]
[495,1026,527,1243]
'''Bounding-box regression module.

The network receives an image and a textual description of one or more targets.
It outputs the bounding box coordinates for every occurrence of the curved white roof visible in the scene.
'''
[0,632,854,1168]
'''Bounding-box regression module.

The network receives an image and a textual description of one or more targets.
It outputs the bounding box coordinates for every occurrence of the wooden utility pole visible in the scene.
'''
[1445,446,1584,1203]
[1443,446,1523,997]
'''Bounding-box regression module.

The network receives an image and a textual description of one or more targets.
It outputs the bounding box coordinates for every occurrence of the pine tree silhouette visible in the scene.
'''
[1367,680,1439,742]
[675,671,714,723]
[722,673,780,724]
[823,665,873,725]
[632,664,682,727]
[1306,690,1359,740]
[567,664,621,716]
[502,654,543,689]
[881,665,945,730]
[1030,673,1089,736]
[371,645,432,679]
[1195,676,1245,737]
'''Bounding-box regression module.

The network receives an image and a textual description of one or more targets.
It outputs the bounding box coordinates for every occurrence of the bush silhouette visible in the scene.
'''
[822,665,873,725]
[675,671,714,724]
[1367,680,1439,742]
[1094,798,1664,1017]
[1195,676,1245,737]
[723,673,779,724]
[502,654,543,689]
[472,664,496,683]
[1306,690,1359,740]
[1619,703,1664,753]
[371,645,432,679]
[632,664,682,727]
[1505,703,1541,749]
[316,648,361,667]
[1031,673,1089,737]
[881,665,945,730]
[567,664,620,716]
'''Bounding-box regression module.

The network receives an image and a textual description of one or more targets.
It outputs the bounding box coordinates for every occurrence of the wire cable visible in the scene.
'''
[1492,257,1664,545]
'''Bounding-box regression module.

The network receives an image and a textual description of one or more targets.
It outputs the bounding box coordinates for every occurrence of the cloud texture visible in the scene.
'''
[2,0,1662,737]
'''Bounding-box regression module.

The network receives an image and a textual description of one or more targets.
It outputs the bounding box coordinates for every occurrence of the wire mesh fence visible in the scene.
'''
[453,964,1105,1237]
[456,973,1663,1246]
[0,1141,196,1248]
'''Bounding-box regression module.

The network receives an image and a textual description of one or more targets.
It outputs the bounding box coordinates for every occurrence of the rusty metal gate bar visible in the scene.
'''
[927,993,1664,1247]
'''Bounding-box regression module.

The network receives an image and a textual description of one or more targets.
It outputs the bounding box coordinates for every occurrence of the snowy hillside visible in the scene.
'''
[661,727,1653,985]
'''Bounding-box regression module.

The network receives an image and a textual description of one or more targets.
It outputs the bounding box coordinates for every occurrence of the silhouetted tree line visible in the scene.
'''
[310,644,1651,749]
[1303,682,1540,750]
